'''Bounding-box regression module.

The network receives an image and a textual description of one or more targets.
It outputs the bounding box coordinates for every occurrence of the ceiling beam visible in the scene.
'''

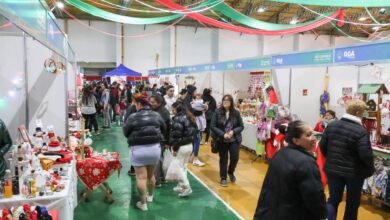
[266,3,289,23]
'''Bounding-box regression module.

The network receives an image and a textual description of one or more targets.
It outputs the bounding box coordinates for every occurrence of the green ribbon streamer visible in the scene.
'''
[365,7,381,25]
[64,0,182,24]
[209,0,333,30]
[268,0,390,7]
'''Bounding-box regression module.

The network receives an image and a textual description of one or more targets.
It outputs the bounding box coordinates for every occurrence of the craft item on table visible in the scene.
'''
[47,126,55,139]
[83,138,93,158]
[320,90,330,117]
[266,86,279,104]
[273,124,287,150]
[32,127,46,150]
[47,140,61,152]
[14,143,32,162]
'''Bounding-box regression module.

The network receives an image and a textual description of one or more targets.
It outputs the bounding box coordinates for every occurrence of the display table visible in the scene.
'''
[76,153,121,203]
[0,161,77,220]
[372,146,390,159]
[241,122,258,151]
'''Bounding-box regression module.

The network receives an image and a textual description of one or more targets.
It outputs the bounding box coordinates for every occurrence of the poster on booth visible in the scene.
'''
[249,71,271,96]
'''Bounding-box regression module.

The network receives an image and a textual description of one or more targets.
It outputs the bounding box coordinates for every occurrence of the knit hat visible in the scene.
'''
[48,140,61,152]
[186,85,197,95]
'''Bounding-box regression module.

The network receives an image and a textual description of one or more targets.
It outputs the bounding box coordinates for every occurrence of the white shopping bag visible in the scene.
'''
[162,149,173,175]
[165,157,183,182]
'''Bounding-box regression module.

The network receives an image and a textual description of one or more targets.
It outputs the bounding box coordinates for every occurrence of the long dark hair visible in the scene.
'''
[221,94,235,115]
[150,94,166,107]
[82,85,93,105]
[285,120,306,145]
[172,101,195,124]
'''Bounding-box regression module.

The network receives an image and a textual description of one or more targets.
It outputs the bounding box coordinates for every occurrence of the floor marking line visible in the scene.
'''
[188,170,245,220]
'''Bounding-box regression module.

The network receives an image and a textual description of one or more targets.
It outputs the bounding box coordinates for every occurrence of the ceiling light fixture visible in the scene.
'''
[290,18,298,24]
[358,17,368,21]
[56,1,65,9]
[257,7,266,13]
[372,26,381,31]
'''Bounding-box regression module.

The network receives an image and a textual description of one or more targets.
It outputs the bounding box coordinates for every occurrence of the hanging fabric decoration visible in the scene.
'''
[155,0,342,35]
[208,0,336,30]
[337,9,345,27]
[64,0,183,24]
[268,0,390,7]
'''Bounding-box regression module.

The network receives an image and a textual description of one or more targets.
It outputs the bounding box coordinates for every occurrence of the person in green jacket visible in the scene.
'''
[0,119,12,178]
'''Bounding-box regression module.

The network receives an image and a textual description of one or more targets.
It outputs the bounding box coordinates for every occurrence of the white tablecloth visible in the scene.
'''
[0,161,78,220]
[241,122,258,151]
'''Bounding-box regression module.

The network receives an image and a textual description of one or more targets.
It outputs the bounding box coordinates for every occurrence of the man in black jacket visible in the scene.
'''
[320,100,374,220]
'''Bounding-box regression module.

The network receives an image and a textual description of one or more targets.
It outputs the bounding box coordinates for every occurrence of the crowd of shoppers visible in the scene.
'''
[82,80,374,219]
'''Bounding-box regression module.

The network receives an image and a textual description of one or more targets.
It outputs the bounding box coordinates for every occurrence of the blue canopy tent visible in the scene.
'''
[102,64,142,77]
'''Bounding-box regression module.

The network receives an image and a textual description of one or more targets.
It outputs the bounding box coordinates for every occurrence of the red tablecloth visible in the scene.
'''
[76,153,122,190]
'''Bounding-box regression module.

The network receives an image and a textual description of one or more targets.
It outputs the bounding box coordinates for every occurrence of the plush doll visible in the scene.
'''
[257,119,268,141]
[47,138,61,152]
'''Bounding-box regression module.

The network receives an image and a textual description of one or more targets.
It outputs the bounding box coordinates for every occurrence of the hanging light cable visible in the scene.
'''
[60,8,186,38]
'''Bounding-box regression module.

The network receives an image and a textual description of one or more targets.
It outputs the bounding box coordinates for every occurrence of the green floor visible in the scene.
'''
[74,123,240,220]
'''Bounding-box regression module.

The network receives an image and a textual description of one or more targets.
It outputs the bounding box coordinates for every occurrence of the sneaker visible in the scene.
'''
[146,195,153,203]
[155,183,162,188]
[95,131,100,136]
[228,173,236,183]
[193,160,205,167]
[200,141,204,145]
[205,142,208,145]
[220,179,228,187]
[173,185,183,193]
[136,201,148,211]
[178,188,192,197]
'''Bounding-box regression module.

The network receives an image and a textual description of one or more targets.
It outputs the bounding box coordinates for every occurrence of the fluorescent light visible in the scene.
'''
[358,17,368,21]
[56,1,64,9]
[8,90,15,97]
[373,26,381,31]
[257,7,266,13]
[290,19,298,24]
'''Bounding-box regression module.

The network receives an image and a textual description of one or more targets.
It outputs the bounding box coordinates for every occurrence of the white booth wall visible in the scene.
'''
[26,37,67,137]
[0,35,27,141]
[0,20,69,141]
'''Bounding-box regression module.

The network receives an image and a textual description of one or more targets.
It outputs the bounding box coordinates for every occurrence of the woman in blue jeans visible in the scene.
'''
[320,100,375,220]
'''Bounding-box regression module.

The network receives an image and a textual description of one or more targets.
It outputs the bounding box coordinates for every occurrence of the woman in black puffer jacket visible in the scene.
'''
[123,95,166,211]
[169,101,197,197]
[149,94,171,186]
[211,94,244,187]
[254,120,327,220]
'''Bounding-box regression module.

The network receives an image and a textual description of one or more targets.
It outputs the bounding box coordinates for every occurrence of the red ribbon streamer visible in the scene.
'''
[337,9,345,27]
[155,0,342,35]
